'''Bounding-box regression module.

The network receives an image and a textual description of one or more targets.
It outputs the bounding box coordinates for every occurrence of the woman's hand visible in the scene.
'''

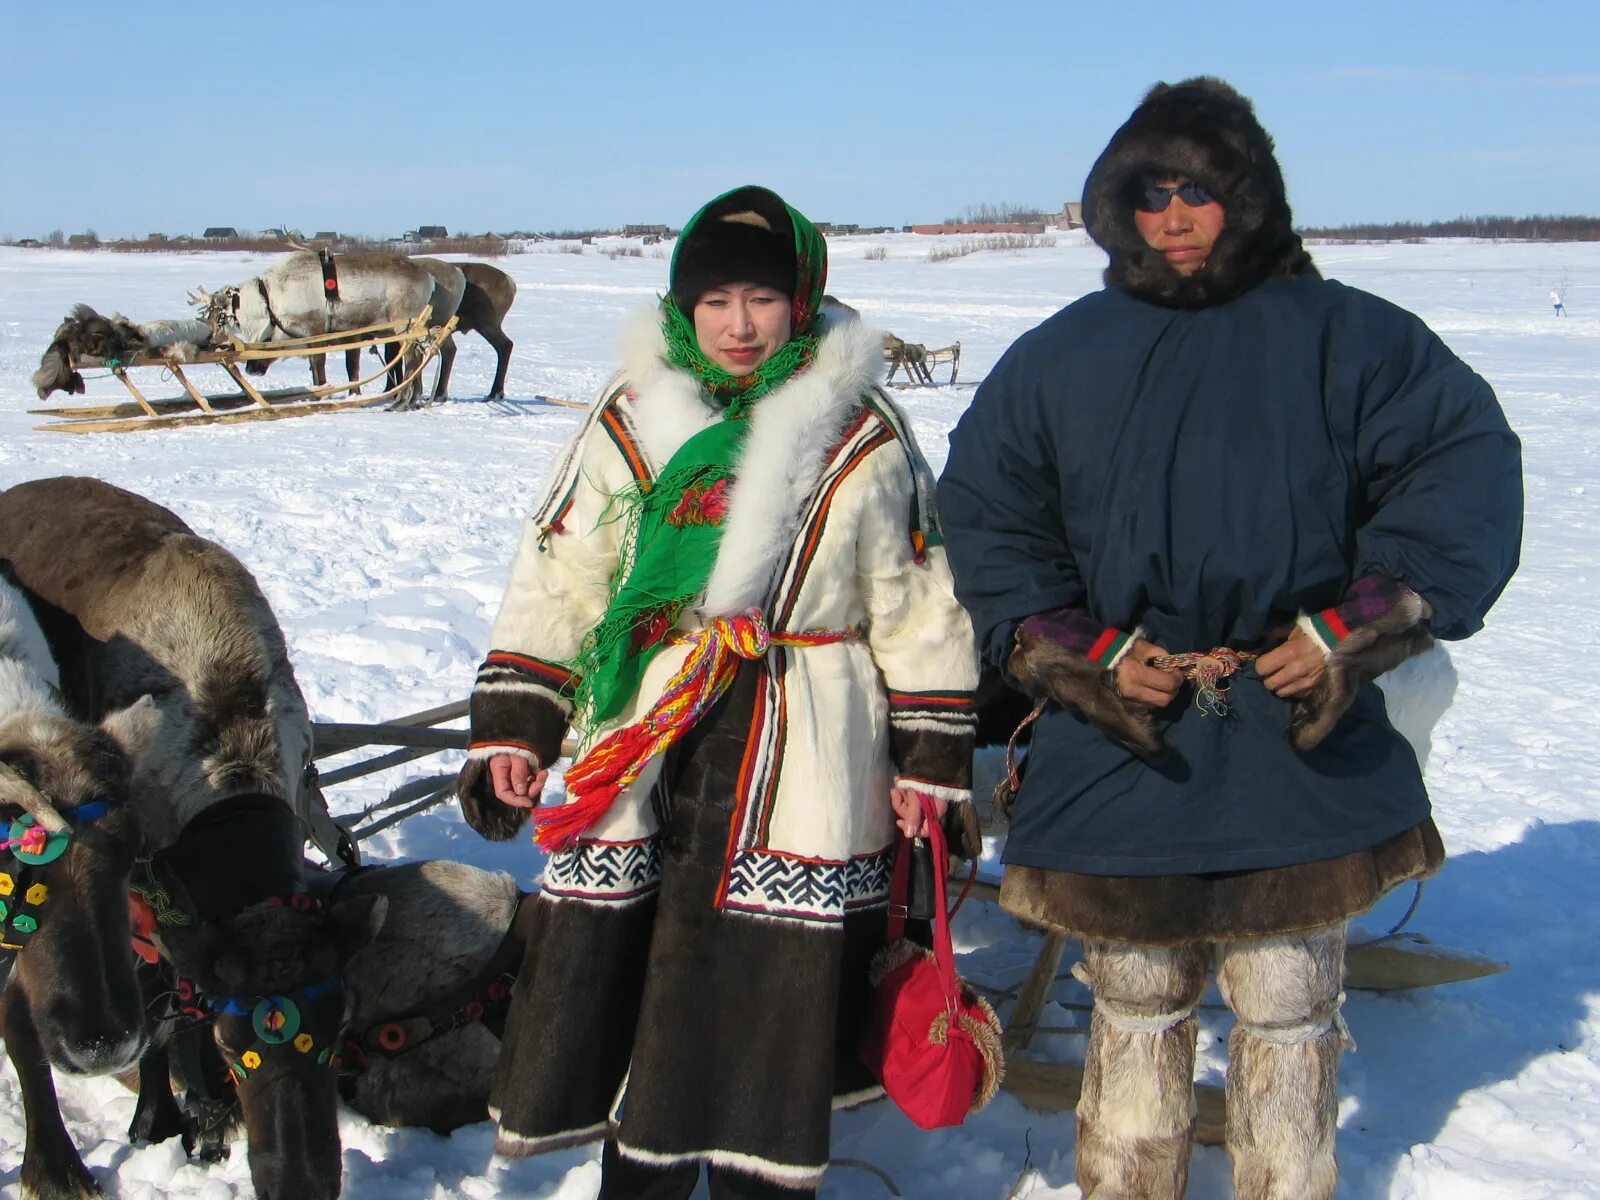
[1113,638,1183,707]
[488,753,549,808]
[890,786,948,839]
[1256,626,1329,698]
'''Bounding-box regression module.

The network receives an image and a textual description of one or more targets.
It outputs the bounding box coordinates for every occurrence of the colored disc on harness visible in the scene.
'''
[7,816,68,866]
[252,997,302,1044]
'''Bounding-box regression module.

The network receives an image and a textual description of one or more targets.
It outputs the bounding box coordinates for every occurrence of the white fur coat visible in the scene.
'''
[470,310,979,924]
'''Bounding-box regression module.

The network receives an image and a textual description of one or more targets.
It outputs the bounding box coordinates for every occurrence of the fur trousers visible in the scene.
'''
[1074,923,1348,1200]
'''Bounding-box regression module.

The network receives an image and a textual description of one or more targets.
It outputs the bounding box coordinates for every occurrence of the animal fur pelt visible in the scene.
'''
[1290,591,1435,750]
[1081,76,1318,308]
[31,305,214,400]
[1007,625,1167,762]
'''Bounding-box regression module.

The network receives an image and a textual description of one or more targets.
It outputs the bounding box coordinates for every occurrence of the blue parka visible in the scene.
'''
[938,274,1522,876]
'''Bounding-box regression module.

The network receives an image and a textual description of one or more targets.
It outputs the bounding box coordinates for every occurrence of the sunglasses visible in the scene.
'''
[1136,181,1217,213]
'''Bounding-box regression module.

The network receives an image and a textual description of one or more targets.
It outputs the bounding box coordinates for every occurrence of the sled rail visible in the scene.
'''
[34,310,458,433]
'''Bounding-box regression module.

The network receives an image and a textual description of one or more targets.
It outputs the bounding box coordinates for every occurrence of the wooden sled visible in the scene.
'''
[883,334,960,386]
[32,310,458,434]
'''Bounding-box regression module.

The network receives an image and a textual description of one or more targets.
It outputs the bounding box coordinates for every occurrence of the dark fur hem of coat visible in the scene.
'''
[1082,76,1318,308]
[998,818,1443,945]
[489,666,882,1181]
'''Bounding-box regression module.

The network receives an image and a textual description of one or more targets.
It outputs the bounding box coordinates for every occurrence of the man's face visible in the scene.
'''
[1132,177,1226,276]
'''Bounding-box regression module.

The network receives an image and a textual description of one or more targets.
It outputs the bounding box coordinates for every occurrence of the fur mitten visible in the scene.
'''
[1008,612,1169,762]
[1289,580,1435,750]
[457,756,535,841]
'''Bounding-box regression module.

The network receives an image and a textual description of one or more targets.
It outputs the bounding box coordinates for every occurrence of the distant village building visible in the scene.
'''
[910,222,1048,235]
[203,227,239,240]
[417,225,449,240]
[313,231,340,242]
[66,233,99,247]
[817,223,861,236]
[624,224,672,238]
[1056,201,1083,230]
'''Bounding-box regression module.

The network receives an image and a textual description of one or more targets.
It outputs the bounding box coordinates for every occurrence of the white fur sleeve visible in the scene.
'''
[854,441,980,796]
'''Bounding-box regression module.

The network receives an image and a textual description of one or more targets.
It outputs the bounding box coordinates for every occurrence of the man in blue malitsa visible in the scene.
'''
[939,78,1523,1200]
[457,185,983,1198]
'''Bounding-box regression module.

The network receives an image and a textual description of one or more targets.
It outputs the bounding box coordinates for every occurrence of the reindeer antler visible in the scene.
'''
[0,761,69,834]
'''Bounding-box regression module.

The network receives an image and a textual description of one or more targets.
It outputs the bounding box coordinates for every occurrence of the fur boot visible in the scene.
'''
[1215,923,1348,1200]
[1075,940,1210,1200]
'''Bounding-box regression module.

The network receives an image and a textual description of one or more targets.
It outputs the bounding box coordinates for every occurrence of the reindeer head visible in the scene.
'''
[0,721,146,1076]
[191,284,245,343]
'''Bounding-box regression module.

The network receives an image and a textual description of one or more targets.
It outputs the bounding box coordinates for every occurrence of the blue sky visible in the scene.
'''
[3,0,1596,239]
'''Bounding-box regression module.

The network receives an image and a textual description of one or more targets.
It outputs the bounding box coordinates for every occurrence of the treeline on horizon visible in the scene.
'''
[10,213,1600,250]
[1297,214,1600,242]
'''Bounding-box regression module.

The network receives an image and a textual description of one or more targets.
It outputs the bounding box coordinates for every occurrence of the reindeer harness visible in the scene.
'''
[0,800,113,953]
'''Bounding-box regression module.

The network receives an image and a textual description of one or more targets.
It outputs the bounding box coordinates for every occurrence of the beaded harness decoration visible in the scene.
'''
[0,800,114,953]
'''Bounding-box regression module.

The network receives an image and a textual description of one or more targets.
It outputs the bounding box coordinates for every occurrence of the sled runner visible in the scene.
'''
[32,310,457,434]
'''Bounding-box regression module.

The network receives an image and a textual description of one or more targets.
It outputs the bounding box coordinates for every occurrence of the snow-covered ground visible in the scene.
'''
[0,235,1596,1198]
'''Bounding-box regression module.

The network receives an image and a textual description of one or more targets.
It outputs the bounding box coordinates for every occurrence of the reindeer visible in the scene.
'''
[382,258,465,410]
[139,859,530,1148]
[434,262,518,401]
[0,567,146,1200]
[193,252,435,407]
[0,477,384,1200]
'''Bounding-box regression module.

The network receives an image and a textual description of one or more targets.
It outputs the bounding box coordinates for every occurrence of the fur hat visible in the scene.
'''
[670,186,798,313]
[1082,77,1316,308]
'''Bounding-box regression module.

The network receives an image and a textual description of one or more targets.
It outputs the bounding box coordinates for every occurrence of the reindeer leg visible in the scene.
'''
[128,1038,190,1150]
[431,334,456,404]
[345,346,362,396]
[310,352,327,388]
[486,327,513,400]
[0,983,101,1199]
[385,340,403,395]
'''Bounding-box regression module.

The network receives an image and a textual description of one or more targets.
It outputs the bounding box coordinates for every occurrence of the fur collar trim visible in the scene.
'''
[615,307,886,615]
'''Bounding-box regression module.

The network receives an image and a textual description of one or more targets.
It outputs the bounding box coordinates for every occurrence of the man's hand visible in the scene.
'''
[1256,626,1328,698]
[1113,638,1183,707]
[890,786,948,839]
[488,753,549,808]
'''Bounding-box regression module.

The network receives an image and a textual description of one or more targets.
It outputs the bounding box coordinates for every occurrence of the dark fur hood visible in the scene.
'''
[1082,76,1318,308]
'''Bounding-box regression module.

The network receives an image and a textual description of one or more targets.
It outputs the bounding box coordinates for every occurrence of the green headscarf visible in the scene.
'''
[570,187,829,728]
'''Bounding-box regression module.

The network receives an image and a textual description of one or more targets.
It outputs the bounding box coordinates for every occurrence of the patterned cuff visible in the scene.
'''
[1302,575,1422,655]
[468,650,577,768]
[887,690,976,792]
[1020,607,1136,669]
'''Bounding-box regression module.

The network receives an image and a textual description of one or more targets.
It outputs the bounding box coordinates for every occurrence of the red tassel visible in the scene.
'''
[531,787,620,852]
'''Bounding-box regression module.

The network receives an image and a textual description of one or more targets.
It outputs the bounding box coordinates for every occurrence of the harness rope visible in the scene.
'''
[532,608,858,852]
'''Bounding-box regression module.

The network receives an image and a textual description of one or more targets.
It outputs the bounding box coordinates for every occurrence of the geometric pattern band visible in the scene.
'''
[541,836,662,907]
[721,846,895,925]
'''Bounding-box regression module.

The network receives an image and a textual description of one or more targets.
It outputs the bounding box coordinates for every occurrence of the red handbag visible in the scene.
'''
[860,793,1004,1130]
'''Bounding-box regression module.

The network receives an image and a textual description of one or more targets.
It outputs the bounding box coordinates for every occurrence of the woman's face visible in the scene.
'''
[693,283,792,374]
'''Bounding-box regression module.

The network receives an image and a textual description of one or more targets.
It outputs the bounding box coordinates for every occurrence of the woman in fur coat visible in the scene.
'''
[938,79,1523,1199]
[457,185,979,1199]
